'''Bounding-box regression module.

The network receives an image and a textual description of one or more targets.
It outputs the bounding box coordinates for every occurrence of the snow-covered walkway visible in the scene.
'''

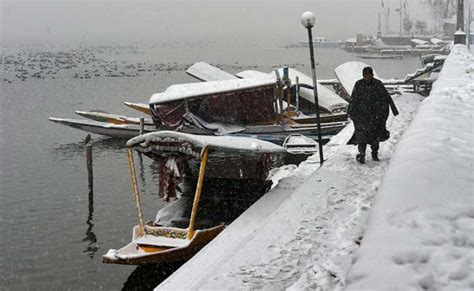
[345,44,474,290]
[157,74,424,290]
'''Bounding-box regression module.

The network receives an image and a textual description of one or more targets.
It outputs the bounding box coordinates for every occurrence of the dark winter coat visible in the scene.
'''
[347,78,398,144]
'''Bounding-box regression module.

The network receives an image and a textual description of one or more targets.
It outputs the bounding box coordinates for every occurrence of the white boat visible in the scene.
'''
[334,61,382,98]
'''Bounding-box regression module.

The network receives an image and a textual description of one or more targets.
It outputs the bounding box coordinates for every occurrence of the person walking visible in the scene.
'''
[348,67,399,164]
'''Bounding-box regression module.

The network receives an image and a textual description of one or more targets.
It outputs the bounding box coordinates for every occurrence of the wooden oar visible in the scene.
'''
[187,145,210,240]
[127,148,145,236]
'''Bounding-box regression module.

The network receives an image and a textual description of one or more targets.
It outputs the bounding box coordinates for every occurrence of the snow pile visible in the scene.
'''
[345,44,474,290]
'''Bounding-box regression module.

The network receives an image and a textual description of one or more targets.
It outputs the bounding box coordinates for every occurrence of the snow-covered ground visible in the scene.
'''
[157,45,472,290]
[345,44,474,290]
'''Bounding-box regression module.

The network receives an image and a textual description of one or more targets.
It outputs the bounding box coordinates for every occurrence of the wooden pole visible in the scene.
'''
[296,76,300,113]
[139,117,144,135]
[127,148,145,236]
[187,146,209,240]
[86,143,93,192]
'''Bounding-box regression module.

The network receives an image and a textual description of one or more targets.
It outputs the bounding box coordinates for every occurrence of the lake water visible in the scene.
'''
[0,37,421,290]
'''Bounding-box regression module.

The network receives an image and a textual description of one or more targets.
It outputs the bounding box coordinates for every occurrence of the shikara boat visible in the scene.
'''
[148,77,348,144]
[187,62,348,119]
[103,131,314,265]
[49,63,349,141]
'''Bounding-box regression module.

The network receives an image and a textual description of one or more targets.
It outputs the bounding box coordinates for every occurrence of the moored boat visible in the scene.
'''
[103,130,315,265]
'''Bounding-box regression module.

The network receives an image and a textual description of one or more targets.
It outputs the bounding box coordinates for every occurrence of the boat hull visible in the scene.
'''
[49,117,155,138]
[103,224,224,265]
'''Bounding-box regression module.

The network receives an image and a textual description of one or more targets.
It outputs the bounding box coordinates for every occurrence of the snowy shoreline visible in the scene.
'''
[345,44,474,290]
[157,45,472,290]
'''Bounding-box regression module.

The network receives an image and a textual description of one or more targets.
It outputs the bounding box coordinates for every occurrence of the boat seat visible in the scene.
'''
[134,234,190,248]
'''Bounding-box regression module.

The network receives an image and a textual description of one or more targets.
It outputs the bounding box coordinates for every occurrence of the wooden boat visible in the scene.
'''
[103,131,314,265]
[48,117,155,138]
[75,110,154,126]
[187,62,348,115]
[49,64,348,141]
[149,73,348,144]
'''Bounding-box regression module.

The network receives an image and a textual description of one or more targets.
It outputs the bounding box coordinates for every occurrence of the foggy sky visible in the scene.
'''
[1,0,435,45]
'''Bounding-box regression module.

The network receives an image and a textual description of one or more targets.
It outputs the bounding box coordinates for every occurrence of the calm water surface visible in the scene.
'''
[0,40,420,289]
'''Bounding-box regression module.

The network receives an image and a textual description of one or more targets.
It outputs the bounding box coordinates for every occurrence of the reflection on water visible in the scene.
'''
[136,152,147,191]
[122,262,185,291]
[51,137,127,159]
[83,189,99,258]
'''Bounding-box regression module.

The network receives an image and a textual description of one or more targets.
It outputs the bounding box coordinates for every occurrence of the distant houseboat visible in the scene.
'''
[298,37,342,48]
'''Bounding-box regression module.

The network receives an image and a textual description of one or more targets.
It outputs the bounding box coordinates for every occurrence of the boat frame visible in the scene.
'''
[102,144,225,265]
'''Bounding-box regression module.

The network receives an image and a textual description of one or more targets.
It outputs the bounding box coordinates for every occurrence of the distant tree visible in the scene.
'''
[403,17,414,33]
[415,20,428,34]
[420,0,457,19]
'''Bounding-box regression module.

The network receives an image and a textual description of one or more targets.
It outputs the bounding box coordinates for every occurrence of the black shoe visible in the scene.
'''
[356,154,365,164]
[372,153,380,161]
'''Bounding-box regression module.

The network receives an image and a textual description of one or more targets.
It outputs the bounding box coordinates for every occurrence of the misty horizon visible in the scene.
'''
[2,0,435,46]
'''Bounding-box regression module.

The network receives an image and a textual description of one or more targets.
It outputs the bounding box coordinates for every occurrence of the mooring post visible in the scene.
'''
[139,117,144,135]
[86,142,93,193]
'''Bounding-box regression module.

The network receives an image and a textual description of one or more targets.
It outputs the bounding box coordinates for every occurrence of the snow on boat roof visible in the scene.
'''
[127,131,286,154]
[238,67,347,110]
[186,61,238,81]
[149,78,275,104]
[411,38,428,45]
[236,70,273,79]
[334,61,381,96]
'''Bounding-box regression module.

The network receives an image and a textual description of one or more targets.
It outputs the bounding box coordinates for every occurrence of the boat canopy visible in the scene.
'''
[334,61,381,96]
[149,79,275,105]
[186,61,238,81]
[149,79,277,129]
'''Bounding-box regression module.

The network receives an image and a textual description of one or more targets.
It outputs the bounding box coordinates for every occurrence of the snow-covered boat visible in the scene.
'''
[187,62,348,116]
[103,131,314,265]
[334,61,382,98]
[49,64,349,141]
[150,72,348,144]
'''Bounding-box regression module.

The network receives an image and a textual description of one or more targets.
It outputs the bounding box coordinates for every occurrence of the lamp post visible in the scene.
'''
[301,11,324,164]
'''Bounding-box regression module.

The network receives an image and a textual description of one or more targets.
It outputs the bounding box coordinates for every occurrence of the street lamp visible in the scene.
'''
[301,11,324,164]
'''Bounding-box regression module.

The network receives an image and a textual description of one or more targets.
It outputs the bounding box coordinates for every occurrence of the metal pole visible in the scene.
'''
[306,26,324,164]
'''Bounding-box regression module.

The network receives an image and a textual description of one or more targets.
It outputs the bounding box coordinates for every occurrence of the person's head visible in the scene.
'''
[362,67,374,82]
